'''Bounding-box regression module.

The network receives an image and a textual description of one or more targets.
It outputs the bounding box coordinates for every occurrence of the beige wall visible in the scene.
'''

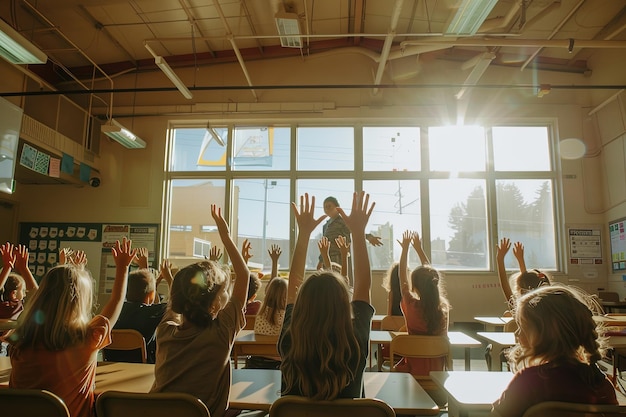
[4,47,626,322]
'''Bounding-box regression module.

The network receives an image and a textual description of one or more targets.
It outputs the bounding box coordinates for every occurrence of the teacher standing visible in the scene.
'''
[316,196,383,271]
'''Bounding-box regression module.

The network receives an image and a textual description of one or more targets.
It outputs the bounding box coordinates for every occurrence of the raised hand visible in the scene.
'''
[157,259,174,286]
[268,244,282,262]
[512,241,527,273]
[398,230,413,252]
[242,239,253,264]
[12,244,29,274]
[336,191,375,234]
[318,236,330,256]
[211,205,230,235]
[0,242,15,270]
[135,247,149,269]
[59,248,73,265]
[367,234,383,247]
[209,246,223,262]
[291,193,326,236]
[336,235,350,257]
[112,237,137,269]
[71,250,88,270]
[496,237,511,262]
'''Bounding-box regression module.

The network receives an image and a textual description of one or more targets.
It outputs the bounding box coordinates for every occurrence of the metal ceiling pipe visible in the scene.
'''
[373,0,405,95]
[521,0,586,70]
[399,38,626,48]
[212,0,258,101]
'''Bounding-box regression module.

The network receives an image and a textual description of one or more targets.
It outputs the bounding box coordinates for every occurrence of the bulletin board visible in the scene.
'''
[18,222,159,299]
[565,224,603,281]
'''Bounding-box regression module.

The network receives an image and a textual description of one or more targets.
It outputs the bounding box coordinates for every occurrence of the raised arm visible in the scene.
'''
[287,193,326,304]
[156,259,174,289]
[0,242,15,291]
[317,236,332,270]
[241,239,253,265]
[411,232,430,265]
[135,247,150,269]
[512,241,527,274]
[366,233,383,247]
[211,205,250,307]
[14,244,38,291]
[336,235,351,283]
[268,244,282,279]
[208,246,223,262]
[336,191,374,304]
[398,231,413,299]
[100,238,136,324]
[496,237,514,302]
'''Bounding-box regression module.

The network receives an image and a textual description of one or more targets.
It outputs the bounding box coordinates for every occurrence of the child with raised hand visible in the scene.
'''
[0,243,38,321]
[150,204,250,417]
[8,238,136,417]
[496,238,550,305]
[396,230,449,377]
[492,285,617,417]
[280,191,375,400]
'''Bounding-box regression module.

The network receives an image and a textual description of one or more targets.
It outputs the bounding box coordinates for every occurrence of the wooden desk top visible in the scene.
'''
[430,371,513,411]
[474,316,513,325]
[234,330,278,344]
[0,358,439,415]
[476,332,516,346]
[369,330,393,344]
[389,331,481,348]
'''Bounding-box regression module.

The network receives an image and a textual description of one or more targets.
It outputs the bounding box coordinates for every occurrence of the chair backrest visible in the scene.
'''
[522,401,626,417]
[0,388,70,417]
[102,329,147,363]
[244,314,256,330]
[389,334,452,370]
[269,395,395,417]
[96,391,210,417]
[599,291,620,302]
[380,315,406,331]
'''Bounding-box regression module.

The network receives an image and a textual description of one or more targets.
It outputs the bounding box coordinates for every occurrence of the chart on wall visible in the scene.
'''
[18,222,159,295]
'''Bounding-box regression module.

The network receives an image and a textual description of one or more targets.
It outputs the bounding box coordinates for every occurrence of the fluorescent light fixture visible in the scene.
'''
[145,43,192,99]
[101,119,146,149]
[275,11,302,48]
[0,19,47,64]
[445,0,499,36]
[455,52,495,100]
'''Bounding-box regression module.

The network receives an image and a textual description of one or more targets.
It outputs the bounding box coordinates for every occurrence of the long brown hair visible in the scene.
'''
[10,265,94,351]
[258,277,287,326]
[281,271,359,400]
[507,285,607,375]
[411,265,449,334]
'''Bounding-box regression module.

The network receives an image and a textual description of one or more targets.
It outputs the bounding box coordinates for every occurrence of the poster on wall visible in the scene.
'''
[19,222,159,298]
[568,227,602,265]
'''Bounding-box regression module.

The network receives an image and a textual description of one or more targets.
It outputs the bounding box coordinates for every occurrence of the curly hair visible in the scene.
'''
[507,284,607,378]
[170,261,229,328]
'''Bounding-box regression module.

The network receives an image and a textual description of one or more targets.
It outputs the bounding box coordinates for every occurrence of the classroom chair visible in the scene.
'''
[269,395,395,417]
[244,314,256,330]
[0,388,70,417]
[522,401,626,417]
[599,291,620,302]
[96,391,210,417]
[102,329,147,363]
[377,315,406,371]
[390,334,451,407]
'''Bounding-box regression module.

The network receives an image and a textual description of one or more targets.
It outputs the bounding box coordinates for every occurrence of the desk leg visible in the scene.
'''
[377,344,383,372]
[233,349,239,369]
[465,347,471,371]
[489,343,503,371]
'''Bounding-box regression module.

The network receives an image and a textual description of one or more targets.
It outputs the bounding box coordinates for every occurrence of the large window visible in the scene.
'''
[165,123,560,273]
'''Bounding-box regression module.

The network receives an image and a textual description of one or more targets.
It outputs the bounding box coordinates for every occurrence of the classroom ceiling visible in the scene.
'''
[2,0,626,102]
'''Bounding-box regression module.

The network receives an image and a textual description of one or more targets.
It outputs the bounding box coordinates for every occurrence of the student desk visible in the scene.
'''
[595,315,626,327]
[232,330,279,369]
[601,301,626,314]
[369,330,393,371]
[0,359,439,415]
[430,370,513,417]
[474,316,513,332]
[476,332,516,371]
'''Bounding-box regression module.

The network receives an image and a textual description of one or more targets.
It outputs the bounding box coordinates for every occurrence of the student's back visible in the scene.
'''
[150,205,250,417]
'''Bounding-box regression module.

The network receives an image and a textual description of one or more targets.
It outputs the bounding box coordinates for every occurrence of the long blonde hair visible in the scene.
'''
[10,265,94,351]
[507,285,607,376]
[280,271,359,400]
[258,277,287,326]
